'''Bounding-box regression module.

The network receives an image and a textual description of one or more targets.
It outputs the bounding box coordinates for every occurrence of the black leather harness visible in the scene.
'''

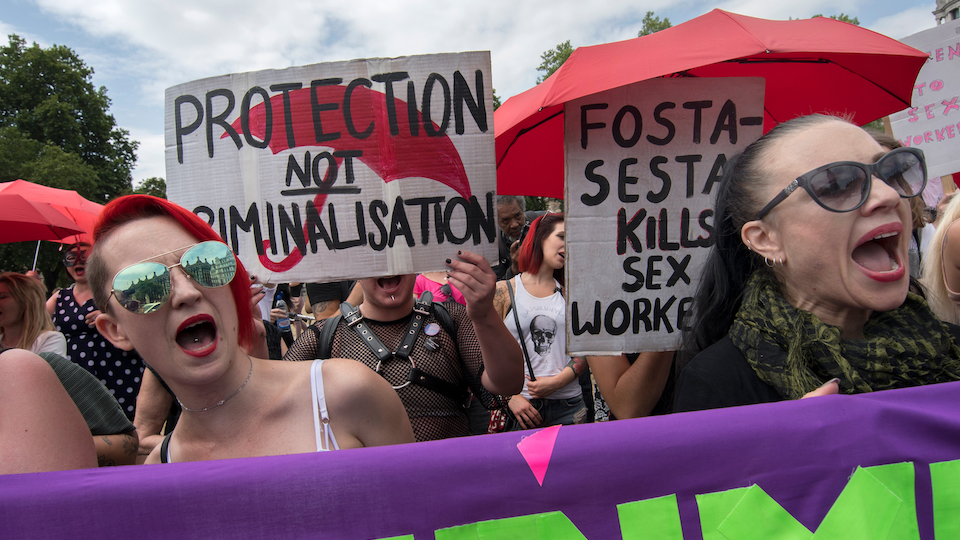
[312,291,471,407]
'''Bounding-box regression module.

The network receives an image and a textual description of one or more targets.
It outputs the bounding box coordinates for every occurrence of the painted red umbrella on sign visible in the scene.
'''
[495,9,929,198]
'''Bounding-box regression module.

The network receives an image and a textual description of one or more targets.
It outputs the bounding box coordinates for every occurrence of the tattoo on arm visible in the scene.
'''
[312,301,334,317]
[493,284,509,318]
[123,433,137,456]
[570,357,588,376]
[97,436,115,467]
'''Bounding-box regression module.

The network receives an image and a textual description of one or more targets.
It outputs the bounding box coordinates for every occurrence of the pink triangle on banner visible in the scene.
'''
[517,425,561,486]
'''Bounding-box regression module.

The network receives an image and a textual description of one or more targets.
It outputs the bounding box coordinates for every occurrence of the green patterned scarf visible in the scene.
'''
[728,272,960,399]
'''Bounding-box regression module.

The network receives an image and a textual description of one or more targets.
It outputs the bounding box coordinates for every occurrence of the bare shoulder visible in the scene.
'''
[45,290,60,315]
[0,349,54,383]
[947,219,960,244]
[321,358,384,399]
[144,442,164,465]
[319,358,406,414]
[493,280,510,319]
[319,358,413,446]
[944,221,960,267]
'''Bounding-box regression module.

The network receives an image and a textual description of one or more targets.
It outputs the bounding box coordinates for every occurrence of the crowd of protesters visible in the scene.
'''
[4,114,960,474]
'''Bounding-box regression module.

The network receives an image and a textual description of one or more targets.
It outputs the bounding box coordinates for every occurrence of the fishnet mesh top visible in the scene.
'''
[284,302,502,442]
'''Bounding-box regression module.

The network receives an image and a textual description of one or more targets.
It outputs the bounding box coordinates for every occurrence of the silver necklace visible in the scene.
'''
[177,356,253,413]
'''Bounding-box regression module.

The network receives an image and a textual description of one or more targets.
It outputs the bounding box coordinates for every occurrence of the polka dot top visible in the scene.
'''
[54,285,144,420]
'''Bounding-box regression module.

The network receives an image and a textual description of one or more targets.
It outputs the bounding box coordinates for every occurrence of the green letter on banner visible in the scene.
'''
[931,458,960,540]
[435,511,587,539]
[617,494,683,540]
[697,485,812,540]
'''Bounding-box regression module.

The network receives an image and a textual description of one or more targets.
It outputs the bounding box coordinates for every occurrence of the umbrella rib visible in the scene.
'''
[723,58,831,65]
[729,57,909,107]
[685,57,909,116]
[496,109,564,169]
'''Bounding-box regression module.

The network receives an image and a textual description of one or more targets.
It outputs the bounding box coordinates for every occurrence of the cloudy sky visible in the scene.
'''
[0,0,941,186]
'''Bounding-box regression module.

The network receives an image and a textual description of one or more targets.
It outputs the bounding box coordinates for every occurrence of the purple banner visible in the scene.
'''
[2,382,960,539]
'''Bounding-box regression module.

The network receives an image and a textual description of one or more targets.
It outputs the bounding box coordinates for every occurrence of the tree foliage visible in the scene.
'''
[812,13,860,25]
[0,34,138,287]
[638,11,672,36]
[131,177,166,199]
[536,40,574,84]
[0,35,138,202]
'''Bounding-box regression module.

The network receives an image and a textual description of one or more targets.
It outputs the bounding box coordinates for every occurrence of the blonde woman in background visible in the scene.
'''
[922,194,960,324]
[0,272,66,355]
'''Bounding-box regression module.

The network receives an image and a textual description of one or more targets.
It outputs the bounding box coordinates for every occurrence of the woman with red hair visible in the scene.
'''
[493,213,587,429]
[87,195,412,463]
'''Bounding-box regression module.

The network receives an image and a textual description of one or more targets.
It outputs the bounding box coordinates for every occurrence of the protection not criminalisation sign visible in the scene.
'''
[164,52,496,283]
[564,78,764,354]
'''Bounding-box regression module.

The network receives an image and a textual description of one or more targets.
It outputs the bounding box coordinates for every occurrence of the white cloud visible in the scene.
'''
[709,0,863,21]
[868,6,937,40]
[0,18,51,47]
[19,0,940,184]
[128,128,165,184]
[31,0,668,100]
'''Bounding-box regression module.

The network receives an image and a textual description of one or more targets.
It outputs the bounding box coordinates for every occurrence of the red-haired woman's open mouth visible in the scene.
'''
[176,315,218,356]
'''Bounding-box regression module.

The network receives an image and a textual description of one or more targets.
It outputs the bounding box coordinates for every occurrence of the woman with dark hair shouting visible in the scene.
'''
[675,114,960,412]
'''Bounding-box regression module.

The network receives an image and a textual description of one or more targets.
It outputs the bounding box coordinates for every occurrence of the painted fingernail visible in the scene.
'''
[445,258,451,264]
[458,250,462,255]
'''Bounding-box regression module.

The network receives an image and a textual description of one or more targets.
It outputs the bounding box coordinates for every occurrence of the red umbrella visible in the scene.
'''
[0,180,103,243]
[495,9,929,198]
[0,194,86,244]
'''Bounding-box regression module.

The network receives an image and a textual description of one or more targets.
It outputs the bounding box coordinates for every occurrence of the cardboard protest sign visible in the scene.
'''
[565,78,764,354]
[165,52,496,283]
[890,18,960,180]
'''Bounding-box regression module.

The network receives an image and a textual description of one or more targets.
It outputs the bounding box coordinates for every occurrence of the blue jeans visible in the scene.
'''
[507,396,586,430]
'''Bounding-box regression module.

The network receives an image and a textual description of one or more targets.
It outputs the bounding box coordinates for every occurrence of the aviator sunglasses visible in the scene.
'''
[755,147,927,220]
[109,241,237,314]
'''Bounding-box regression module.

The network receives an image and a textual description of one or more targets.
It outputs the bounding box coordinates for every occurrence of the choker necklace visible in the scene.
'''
[177,356,253,413]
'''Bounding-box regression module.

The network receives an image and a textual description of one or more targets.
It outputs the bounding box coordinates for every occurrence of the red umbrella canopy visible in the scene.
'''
[0,193,86,244]
[495,9,929,198]
[0,180,103,244]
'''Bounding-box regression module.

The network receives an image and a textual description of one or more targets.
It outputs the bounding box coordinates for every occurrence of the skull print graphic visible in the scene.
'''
[530,315,557,355]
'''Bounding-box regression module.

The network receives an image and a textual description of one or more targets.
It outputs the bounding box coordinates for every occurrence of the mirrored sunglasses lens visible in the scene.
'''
[113,263,171,313]
[880,152,925,197]
[810,165,867,211]
[180,242,236,288]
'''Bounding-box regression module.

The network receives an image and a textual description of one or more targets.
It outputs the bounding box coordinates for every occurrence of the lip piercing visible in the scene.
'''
[391,295,396,301]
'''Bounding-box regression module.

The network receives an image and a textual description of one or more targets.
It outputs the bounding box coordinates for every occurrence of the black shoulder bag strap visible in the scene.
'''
[159,432,173,464]
[334,292,470,405]
[507,278,536,381]
[310,313,343,360]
